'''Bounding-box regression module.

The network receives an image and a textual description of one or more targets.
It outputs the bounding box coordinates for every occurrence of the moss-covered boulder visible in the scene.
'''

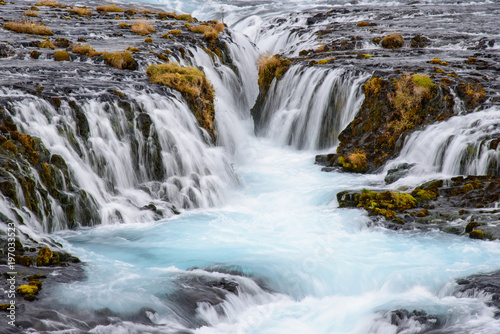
[381,34,403,48]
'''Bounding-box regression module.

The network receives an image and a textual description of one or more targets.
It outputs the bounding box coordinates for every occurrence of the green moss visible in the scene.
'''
[36,247,52,266]
[17,284,38,295]
[412,74,436,89]
[54,50,70,61]
[358,189,416,213]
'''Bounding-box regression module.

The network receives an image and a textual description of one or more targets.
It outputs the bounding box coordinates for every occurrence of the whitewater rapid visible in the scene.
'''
[23,0,500,332]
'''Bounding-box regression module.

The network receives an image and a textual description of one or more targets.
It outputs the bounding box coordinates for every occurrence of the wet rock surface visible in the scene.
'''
[337,175,500,240]
[0,0,237,331]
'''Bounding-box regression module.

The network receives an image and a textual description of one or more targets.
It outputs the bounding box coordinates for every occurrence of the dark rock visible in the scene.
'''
[384,163,415,184]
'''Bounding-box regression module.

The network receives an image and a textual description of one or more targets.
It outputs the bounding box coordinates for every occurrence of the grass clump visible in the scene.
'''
[146,63,215,139]
[169,29,181,35]
[36,0,65,8]
[67,7,92,16]
[176,14,194,22]
[71,43,100,56]
[460,82,486,107]
[131,20,155,35]
[39,40,55,49]
[96,4,124,13]
[381,33,403,49]
[337,150,368,173]
[24,11,39,17]
[189,22,224,42]
[118,22,130,29]
[54,50,69,61]
[388,74,436,132]
[3,21,53,36]
[102,51,135,70]
[257,53,290,96]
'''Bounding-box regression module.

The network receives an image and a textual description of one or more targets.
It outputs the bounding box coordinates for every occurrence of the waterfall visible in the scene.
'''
[385,107,500,178]
[253,65,369,150]
[1,88,238,233]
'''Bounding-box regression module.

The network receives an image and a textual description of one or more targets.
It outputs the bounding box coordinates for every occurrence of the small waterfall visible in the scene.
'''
[2,88,238,233]
[254,65,369,150]
[385,107,500,177]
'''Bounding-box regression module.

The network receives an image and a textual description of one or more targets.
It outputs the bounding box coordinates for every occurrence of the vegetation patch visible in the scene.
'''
[146,63,216,141]
[381,33,403,48]
[257,53,290,96]
[387,74,436,132]
[71,43,100,56]
[3,21,53,36]
[54,50,70,61]
[24,11,39,17]
[67,7,92,16]
[169,29,181,35]
[131,20,155,35]
[36,0,65,8]
[189,22,224,42]
[96,4,124,13]
[102,51,135,70]
[39,40,55,49]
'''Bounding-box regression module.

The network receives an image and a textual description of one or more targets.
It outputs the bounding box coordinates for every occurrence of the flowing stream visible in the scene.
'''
[8,0,500,333]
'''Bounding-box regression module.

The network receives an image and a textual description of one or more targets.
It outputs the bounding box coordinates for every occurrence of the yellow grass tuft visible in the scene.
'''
[102,51,135,70]
[130,20,155,35]
[24,11,39,17]
[146,63,215,137]
[36,0,65,7]
[71,43,100,56]
[169,29,181,35]
[96,4,124,13]
[188,22,224,42]
[67,7,92,16]
[3,21,53,36]
[39,40,55,49]
[257,53,290,94]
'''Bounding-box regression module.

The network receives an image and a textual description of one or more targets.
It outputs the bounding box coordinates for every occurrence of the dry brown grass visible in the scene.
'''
[67,7,92,16]
[347,151,367,166]
[130,20,155,35]
[71,43,100,56]
[96,4,124,13]
[388,74,436,131]
[157,11,176,19]
[138,9,156,14]
[462,82,486,106]
[146,63,215,135]
[24,11,39,17]
[118,22,130,29]
[39,40,55,49]
[36,0,65,8]
[169,29,181,35]
[257,53,290,93]
[3,21,53,36]
[188,22,224,42]
[102,51,135,70]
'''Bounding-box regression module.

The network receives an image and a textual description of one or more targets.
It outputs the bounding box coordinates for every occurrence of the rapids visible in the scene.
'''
[2,0,500,333]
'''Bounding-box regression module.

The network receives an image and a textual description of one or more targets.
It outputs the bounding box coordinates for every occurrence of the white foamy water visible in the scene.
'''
[1,0,499,333]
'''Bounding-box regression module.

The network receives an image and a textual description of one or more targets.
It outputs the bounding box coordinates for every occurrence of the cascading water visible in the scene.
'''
[2,0,500,333]
[3,88,238,232]
[384,108,500,183]
[253,65,369,150]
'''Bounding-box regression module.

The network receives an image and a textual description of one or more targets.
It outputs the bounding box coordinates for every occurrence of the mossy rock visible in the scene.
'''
[381,34,403,48]
[469,230,484,240]
[19,255,33,266]
[29,280,43,289]
[17,284,38,295]
[36,247,52,266]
